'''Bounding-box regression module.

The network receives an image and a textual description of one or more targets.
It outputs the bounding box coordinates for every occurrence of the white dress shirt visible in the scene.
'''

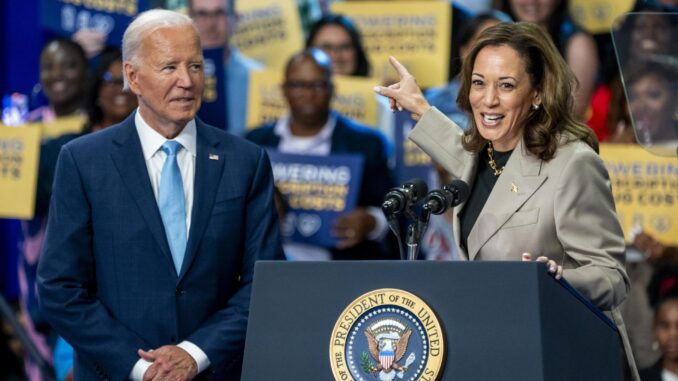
[274,115,388,261]
[129,110,210,380]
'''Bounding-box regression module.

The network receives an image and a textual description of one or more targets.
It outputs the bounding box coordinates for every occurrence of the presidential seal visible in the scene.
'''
[330,289,445,381]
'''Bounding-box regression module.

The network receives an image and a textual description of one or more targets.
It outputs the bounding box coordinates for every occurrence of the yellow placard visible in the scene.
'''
[331,1,451,89]
[246,69,287,129]
[569,0,635,34]
[330,75,379,127]
[232,0,304,69]
[600,144,678,245]
[0,125,41,219]
[247,70,382,129]
[36,115,86,141]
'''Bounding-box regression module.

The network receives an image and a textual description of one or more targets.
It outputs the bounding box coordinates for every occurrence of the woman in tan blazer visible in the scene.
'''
[375,22,638,380]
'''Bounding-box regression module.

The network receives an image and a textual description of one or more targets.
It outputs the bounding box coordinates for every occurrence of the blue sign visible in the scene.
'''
[40,0,150,46]
[267,151,364,248]
[197,48,227,130]
[394,111,434,186]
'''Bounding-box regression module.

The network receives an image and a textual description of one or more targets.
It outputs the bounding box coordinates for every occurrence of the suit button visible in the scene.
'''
[170,336,176,343]
[175,288,184,296]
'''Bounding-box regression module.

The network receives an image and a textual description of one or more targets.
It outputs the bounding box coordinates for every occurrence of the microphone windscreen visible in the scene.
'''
[405,178,428,202]
[447,179,470,205]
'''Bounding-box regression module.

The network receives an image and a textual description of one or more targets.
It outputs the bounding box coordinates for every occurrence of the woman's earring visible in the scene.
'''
[532,103,540,110]
[652,340,659,351]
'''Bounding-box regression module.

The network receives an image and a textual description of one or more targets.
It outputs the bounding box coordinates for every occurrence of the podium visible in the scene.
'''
[241,261,622,380]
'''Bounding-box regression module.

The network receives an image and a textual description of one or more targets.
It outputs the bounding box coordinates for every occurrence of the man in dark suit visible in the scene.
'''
[37,9,283,381]
[246,48,394,261]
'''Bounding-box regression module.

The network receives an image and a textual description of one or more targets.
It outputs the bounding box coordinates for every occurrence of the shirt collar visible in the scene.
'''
[135,108,197,160]
[274,113,336,143]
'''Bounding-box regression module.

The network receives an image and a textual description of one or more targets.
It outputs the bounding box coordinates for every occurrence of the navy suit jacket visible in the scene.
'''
[246,113,395,260]
[37,114,284,380]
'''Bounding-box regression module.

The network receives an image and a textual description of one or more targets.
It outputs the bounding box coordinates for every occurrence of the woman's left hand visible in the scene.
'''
[522,253,563,280]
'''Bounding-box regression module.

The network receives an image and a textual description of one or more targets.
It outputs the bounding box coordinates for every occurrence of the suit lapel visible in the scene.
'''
[453,154,478,260]
[179,121,225,280]
[467,140,547,260]
[109,116,176,275]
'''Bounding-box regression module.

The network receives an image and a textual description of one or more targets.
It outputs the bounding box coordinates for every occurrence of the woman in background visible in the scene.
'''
[306,13,371,77]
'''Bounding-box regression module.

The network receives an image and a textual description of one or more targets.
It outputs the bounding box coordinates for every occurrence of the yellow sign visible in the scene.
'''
[246,69,287,129]
[247,70,381,129]
[0,125,41,219]
[331,1,451,89]
[332,75,379,127]
[330,288,445,381]
[600,144,678,245]
[232,0,304,69]
[569,0,635,34]
[35,115,86,141]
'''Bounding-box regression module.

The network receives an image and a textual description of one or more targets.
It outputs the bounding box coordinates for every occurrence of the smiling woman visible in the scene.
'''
[374,21,639,380]
[28,38,88,122]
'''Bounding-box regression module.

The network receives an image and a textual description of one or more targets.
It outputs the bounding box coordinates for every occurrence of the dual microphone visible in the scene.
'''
[382,178,469,260]
[382,178,469,217]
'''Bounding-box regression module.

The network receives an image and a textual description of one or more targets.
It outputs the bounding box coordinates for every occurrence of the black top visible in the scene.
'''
[459,145,513,252]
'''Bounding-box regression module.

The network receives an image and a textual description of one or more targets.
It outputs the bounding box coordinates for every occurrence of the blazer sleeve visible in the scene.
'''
[408,107,471,180]
[37,145,150,380]
[556,147,630,310]
[184,148,284,367]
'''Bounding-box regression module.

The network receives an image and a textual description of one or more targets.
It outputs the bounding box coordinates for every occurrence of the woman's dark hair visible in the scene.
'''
[305,13,371,77]
[457,22,597,160]
[493,0,570,54]
[648,264,678,310]
[41,38,88,68]
[449,13,504,78]
[84,48,123,132]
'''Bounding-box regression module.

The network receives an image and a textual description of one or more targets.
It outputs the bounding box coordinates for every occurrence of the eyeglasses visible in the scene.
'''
[191,9,227,21]
[283,81,331,92]
[102,71,124,87]
[316,43,354,53]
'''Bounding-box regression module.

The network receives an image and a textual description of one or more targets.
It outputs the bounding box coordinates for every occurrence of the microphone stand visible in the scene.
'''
[405,205,432,261]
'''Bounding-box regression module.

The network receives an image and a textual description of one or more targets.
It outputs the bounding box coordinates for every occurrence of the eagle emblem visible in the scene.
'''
[362,318,416,381]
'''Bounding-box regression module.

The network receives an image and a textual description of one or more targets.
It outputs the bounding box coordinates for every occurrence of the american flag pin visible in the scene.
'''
[209,154,219,160]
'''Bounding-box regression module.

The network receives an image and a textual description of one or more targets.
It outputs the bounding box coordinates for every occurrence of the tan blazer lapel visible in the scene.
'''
[467,140,548,260]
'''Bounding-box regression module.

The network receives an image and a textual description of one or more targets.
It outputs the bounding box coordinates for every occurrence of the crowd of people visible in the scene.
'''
[1,0,678,380]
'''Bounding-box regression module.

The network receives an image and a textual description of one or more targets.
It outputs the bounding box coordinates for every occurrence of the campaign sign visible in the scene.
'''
[232,0,304,69]
[40,0,149,46]
[331,1,451,88]
[197,48,227,129]
[601,143,678,246]
[0,125,41,219]
[268,151,364,248]
[394,111,434,186]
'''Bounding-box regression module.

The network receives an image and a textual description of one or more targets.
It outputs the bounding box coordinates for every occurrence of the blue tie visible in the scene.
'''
[158,141,187,274]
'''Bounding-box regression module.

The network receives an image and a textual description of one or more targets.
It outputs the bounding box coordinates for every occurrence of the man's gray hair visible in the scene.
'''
[122,9,199,89]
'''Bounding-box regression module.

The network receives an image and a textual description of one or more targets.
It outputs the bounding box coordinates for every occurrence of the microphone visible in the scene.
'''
[382,178,429,215]
[422,180,470,215]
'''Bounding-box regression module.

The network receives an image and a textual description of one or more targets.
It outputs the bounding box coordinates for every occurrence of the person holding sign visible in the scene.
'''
[38,9,283,381]
[247,48,394,261]
[189,0,264,135]
[374,22,637,379]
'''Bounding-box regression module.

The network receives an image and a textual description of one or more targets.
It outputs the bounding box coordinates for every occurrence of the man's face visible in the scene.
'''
[283,57,333,127]
[125,24,205,131]
[191,0,230,49]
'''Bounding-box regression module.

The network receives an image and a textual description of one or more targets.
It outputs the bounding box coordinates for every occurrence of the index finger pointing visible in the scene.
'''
[388,56,411,78]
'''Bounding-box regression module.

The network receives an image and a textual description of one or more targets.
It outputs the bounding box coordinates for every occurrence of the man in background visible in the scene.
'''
[189,0,264,135]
